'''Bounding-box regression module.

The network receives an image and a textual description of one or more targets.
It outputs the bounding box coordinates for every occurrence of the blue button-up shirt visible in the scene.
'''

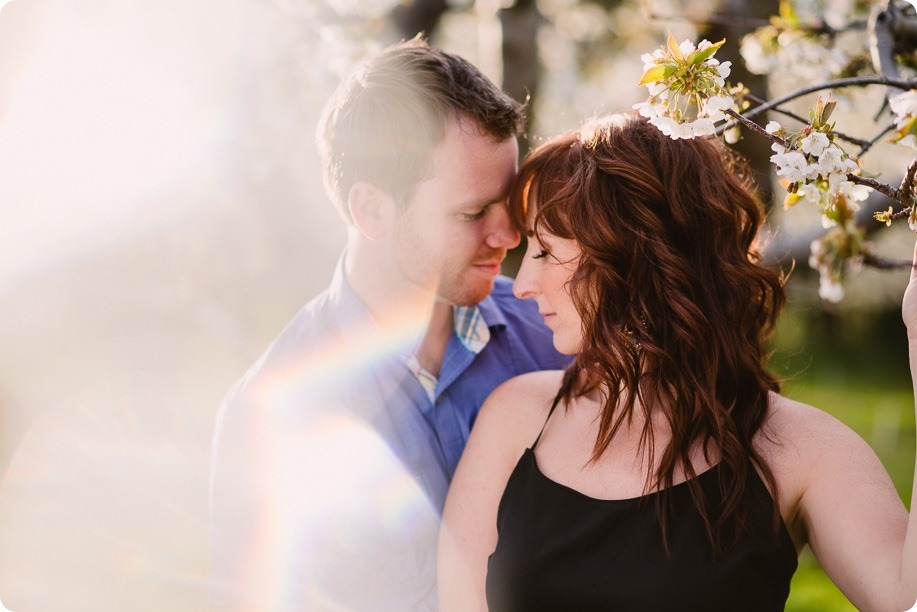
[210,255,569,610]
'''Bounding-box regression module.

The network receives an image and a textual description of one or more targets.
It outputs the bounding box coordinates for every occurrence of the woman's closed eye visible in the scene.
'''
[532,249,549,260]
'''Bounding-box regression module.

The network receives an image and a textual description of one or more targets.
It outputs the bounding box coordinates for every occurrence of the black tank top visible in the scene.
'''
[485,398,798,611]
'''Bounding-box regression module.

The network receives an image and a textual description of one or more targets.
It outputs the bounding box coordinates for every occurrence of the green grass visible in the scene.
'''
[772,307,915,611]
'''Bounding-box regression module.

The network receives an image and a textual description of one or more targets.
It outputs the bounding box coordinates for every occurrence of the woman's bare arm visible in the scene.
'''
[437,371,563,611]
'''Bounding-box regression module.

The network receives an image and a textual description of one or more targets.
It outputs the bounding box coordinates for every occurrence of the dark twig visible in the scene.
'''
[826,131,871,150]
[723,110,905,203]
[743,93,809,125]
[861,251,915,270]
[741,93,889,155]
[856,123,896,157]
[734,76,917,123]
[747,93,871,149]
[723,109,789,147]
[848,175,902,202]
[645,10,770,31]
[646,10,867,36]
[898,158,917,198]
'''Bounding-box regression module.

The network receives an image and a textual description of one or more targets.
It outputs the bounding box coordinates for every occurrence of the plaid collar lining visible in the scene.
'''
[405,305,490,402]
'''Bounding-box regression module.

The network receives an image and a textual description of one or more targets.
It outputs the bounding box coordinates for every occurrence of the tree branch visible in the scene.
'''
[861,251,915,270]
[898,158,917,198]
[723,110,907,204]
[745,93,871,149]
[723,108,788,146]
[856,122,896,157]
[645,10,770,31]
[735,76,917,123]
[849,175,902,202]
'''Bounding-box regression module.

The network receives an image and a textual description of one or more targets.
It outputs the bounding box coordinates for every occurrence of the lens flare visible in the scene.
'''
[210,295,441,607]
[0,2,230,293]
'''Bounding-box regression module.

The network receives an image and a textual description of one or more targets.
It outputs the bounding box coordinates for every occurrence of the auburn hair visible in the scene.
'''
[509,113,786,551]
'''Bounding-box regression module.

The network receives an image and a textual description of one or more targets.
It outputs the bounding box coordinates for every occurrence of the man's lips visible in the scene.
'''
[473,261,503,275]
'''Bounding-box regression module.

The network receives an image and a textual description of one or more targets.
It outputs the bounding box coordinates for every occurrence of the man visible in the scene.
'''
[209,38,568,610]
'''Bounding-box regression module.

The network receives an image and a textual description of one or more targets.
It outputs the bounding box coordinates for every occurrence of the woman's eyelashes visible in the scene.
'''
[532,249,549,260]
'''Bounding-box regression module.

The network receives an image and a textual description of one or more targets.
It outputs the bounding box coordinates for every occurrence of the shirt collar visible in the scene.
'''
[453,305,489,354]
[474,282,509,331]
[327,252,368,326]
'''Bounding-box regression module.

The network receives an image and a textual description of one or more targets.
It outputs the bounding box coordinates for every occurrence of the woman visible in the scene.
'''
[438,113,917,611]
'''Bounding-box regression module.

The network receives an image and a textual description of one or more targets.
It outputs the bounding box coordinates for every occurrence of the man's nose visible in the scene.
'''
[485,204,521,249]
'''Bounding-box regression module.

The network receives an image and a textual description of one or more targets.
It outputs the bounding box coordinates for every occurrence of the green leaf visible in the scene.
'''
[892,115,917,142]
[778,0,800,29]
[784,191,803,208]
[810,96,836,128]
[666,31,684,62]
[821,99,836,124]
[671,63,689,81]
[689,39,726,66]
[638,64,670,86]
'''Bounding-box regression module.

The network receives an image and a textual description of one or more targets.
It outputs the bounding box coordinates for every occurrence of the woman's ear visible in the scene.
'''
[347,181,397,240]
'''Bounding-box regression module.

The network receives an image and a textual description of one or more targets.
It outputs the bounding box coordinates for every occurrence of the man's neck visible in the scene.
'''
[344,238,455,375]
[413,302,454,378]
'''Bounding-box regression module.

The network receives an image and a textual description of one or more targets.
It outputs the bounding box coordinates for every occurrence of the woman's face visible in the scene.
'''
[513,205,584,355]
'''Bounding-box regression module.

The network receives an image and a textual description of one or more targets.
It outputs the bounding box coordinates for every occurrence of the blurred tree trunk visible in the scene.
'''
[388,0,541,148]
[500,0,541,150]
[390,0,449,40]
[700,0,779,208]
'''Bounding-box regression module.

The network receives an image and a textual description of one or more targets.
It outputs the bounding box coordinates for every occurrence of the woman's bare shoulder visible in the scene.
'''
[485,369,567,406]
[765,392,862,442]
[759,391,879,474]
[473,370,567,447]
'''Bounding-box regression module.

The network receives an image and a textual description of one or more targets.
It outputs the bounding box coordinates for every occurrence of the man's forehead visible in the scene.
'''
[418,122,517,197]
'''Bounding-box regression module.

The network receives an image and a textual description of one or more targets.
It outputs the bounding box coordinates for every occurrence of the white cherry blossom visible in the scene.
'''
[800,132,830,157]
[771,151,810,183]
[818,275,845,303]
[690,118,716,137]
[817,146,856,176]
[704,95,734,122]
[890,91,917,118]
[836,180,870,204]
[713,60,731,84]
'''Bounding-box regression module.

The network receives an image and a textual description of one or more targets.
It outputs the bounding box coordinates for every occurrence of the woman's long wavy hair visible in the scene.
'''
[509,113,787,552]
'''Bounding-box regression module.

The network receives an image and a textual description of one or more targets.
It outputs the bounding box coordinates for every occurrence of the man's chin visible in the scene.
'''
[438,277,495,307]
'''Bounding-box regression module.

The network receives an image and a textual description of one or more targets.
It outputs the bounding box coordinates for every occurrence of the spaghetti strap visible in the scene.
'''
[532,392,564,450]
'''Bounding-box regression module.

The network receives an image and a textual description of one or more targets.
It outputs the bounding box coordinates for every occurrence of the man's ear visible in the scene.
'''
[347,181,397,240]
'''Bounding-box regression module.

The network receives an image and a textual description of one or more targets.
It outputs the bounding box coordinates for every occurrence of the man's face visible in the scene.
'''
[392,116,520,306]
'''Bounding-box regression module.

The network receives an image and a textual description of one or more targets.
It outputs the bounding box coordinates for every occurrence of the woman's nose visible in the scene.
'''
[513,251,539,300]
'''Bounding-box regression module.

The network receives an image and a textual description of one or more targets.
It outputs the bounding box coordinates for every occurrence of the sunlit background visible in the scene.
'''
[0,0,913,609]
